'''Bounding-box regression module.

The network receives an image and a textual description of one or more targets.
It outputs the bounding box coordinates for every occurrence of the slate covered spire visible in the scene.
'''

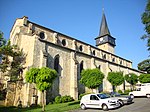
[95,11,116,53]
[99,11,110,37]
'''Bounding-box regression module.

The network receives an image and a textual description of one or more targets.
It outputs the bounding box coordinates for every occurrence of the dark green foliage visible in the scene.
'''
[139,74,150,83]
[80,68,104,89]
[118,90,123,94]
[54,95,74,104]
[138,59,150,73]
[0,45,25,81]
[107,72,124,86]
[54,96,62,104]
[124,89,132,95]
[0,32,26,81]
[120,89,131,95]
[125,73,138,86]
[141,0,150,51]
[61,95,74,103]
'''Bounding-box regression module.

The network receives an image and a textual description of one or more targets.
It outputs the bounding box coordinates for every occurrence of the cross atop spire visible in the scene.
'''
[99,11,110,37]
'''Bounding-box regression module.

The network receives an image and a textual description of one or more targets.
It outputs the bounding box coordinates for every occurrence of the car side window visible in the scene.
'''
[90,95,99,100]
[137,88,141,91]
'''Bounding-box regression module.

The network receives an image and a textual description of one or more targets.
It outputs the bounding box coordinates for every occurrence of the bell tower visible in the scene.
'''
[95,12,116,54]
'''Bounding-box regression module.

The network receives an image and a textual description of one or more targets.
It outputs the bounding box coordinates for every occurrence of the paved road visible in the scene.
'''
[70,98,150,112]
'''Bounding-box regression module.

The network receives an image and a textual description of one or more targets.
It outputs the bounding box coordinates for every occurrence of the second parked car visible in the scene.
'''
[107,92,133,106]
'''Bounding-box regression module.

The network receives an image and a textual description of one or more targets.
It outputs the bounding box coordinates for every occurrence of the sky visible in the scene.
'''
[0,0,149,69]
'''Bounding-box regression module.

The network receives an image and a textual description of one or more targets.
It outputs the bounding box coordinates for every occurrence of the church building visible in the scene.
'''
[8,12,143,106]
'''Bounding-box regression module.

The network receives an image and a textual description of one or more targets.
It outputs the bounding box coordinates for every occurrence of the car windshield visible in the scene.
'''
[97,94,110,99]
[110,92,121,97]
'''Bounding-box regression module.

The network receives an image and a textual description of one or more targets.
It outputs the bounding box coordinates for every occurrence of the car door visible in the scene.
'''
[87,95,100,108]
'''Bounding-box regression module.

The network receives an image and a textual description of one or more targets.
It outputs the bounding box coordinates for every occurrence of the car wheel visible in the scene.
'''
[146,94,150,98]
[102,104,108,111]
[81,104,86,110]
[119,100,124,106]
[130,94,134,99]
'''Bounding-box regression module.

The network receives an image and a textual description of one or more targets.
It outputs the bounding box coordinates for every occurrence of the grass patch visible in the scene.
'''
[0,100,80,112]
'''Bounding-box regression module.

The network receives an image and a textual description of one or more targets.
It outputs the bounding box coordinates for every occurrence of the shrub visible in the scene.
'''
[118,90,123,94]
[54,96,62,104]
[124,89,131,95]
[62,95,74,103]
[54,95,74,104]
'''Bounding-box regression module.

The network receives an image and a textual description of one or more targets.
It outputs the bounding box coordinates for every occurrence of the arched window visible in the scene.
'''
[54,55,59,73]
[103,54,106,59]
[93,50,96,56]
[79,45,83,52]
[80,61,84,73]
[112,58,115,62]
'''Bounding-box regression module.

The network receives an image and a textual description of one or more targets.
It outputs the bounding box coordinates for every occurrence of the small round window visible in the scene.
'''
[62,39,67,46]
[79,45,83,52]
[39,32,45,39]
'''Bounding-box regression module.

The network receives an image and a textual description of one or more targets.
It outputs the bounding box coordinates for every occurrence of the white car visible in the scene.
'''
[80,93,120,111]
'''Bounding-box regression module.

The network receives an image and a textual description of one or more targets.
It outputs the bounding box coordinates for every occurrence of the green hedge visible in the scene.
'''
[54,95,74,104]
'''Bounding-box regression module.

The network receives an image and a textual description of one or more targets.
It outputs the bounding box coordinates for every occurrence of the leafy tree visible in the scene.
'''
[25,67,57,111]
[0,40,25,81]
[125,73,138,90]
[80,68,104,91]
[139,74,150,83]
[141,0,150,51]
[107,72,124,91]
[138,59,150,73]
[0,31,26,81]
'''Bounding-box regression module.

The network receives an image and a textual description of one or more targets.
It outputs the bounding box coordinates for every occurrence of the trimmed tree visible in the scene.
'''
[25,68,40,83]
[25,67,57,111]
[107,72,124,92]
[139,74,150,83]
[80,68,104,92]
[125,73,138,90]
